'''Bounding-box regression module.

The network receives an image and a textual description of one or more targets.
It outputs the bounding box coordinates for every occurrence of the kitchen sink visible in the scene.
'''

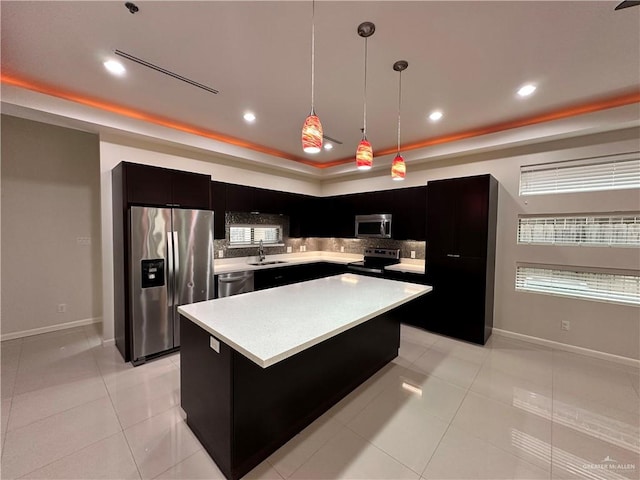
[247,260,288,266]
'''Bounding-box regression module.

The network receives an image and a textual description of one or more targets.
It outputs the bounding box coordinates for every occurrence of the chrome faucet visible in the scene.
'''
[258,239,266,263]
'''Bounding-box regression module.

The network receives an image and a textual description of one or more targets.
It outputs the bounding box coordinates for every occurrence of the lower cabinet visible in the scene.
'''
[254,262,346,291]
[383,270,431,329]
[425,258,491,344]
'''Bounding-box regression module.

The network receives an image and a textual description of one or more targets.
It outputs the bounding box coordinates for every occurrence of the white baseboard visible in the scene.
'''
[492,328,640,369]
[1,317,102,342]
[101,338,115,347]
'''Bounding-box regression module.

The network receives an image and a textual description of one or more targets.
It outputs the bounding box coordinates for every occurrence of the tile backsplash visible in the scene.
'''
[214,212,425,260]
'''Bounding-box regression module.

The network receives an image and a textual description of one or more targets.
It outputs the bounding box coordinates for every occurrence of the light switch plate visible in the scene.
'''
[210,336,220,353]
[340,246,345,253]
[287,246,292,253]
[410,251,416,259]
[218,250,224,258]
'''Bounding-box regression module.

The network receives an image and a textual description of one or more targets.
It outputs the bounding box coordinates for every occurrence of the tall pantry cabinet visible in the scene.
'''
[426,174,498,344]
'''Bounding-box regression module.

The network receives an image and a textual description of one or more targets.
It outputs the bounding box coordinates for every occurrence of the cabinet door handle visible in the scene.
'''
[274,275,283,280]
[447,254,460,258]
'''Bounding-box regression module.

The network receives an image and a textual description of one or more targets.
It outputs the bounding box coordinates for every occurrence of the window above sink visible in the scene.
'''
[229,224,284,248]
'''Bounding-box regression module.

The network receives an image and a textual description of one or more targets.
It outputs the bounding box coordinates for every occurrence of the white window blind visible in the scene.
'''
[519,153,640,196]
[517,214,640,247]
[515,266,640,306]
[229,224,282,247]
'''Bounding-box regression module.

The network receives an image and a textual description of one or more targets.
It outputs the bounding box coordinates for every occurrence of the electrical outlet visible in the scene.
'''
[302,245,307,252]
[76,237,91,246]
[340,246,345,253]
[561,320,570,331]
[410,250,416,259]
[287,246,292,253]
[300,246,304,252]
[57,303,67,313]
[218,250,224,258]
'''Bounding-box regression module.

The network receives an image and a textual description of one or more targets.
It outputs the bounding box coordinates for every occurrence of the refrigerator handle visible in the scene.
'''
[167,231,174,307]
[172,231,180,286]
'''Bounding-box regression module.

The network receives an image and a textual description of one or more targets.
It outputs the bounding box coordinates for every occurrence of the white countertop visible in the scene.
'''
[178,273,432,368]
[214,252,425,275]
[214,252,362,275]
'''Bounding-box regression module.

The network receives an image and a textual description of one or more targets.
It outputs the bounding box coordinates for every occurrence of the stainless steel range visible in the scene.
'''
[347,248,400,276]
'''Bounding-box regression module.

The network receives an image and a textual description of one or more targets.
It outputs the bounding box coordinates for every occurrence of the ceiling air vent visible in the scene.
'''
[114,49,219,95]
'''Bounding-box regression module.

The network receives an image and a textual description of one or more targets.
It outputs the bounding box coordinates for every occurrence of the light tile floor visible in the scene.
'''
[1,323,639,479]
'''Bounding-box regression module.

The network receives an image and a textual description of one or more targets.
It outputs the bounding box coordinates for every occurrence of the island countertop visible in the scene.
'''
[178,273,432,368]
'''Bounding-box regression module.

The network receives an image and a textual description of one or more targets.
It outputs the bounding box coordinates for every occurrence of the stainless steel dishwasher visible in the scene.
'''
[217,271,255,297]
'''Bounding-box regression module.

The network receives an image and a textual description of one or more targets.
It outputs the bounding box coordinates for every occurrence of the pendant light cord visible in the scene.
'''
[397,69,402,154]
[363,37,368,137]
[310,0,316,114]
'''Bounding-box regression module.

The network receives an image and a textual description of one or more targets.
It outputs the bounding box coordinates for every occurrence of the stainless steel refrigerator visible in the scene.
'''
[129,206,214,364]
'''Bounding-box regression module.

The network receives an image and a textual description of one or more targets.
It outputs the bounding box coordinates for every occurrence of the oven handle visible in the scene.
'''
[347,265,384,275]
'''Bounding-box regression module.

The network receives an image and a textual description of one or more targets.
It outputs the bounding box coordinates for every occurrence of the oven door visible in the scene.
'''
[346,262,385,277]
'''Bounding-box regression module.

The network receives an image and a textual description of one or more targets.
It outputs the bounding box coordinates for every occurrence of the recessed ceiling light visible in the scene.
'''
[323,142,333,151]
[517,84,537,97]
[243,112,256,123]
[103,60,126,76]
[429,111,443,121]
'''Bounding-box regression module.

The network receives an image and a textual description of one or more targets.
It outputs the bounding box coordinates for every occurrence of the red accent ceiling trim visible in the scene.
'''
[0,73,317,167]
[3,73,638,170]
[319,90,640,169]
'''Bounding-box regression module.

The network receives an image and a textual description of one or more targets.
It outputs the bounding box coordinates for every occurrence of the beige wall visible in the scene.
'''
[322,128,640,360]
[1,115,102,338]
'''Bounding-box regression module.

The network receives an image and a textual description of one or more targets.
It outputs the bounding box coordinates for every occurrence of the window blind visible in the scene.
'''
[517,214,640,247]
[519,153,640,196]
[515,266,640,306]
[229,224,282,247]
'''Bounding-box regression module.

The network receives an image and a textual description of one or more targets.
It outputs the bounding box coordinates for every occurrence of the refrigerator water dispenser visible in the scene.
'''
[141,259,165,288]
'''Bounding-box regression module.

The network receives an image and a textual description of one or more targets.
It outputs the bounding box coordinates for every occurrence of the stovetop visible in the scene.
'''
[347,248,400,274]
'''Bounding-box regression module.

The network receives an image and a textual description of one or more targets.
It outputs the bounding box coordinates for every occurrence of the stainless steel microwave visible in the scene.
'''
[355,214,392,238]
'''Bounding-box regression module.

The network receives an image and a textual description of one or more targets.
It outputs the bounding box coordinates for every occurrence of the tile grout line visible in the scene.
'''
[1,338,24,458]
[8,330,122,479]
[274,417,345,479]
[87,328,144,480]
[420,338,553,478]
[151,448,205,479]
[14,431,129,479]
[418,340,489,478]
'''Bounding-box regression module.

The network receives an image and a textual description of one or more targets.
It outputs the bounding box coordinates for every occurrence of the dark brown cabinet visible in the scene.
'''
[391,186,427,241]
[253,262,346,290]
[208,180,427,240]
[210,181,227,240]
[225,183,256,213]
[120,162,210,209]
[425,174,498,344]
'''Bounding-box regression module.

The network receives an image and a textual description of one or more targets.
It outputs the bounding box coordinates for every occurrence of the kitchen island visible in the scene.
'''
[178,273,432,480]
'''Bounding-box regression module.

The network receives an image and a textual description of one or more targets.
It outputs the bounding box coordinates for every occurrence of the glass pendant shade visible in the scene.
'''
[302,113,323,154]
[391,154,406,180]
[356,138,373,170]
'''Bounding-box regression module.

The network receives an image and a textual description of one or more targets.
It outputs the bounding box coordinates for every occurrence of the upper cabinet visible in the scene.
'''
[392,186,427,241]
[118,162,210,210]
[427,175,493,259]
[225,183,256,213]
[210,181,227,240]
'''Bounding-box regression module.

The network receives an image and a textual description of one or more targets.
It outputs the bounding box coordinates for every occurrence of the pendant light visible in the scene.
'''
[391,60,408,181]
[356,22,375,170]
[301,0,323,154]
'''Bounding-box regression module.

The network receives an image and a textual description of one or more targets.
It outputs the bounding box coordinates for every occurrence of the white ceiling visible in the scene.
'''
[2,1,639,177]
